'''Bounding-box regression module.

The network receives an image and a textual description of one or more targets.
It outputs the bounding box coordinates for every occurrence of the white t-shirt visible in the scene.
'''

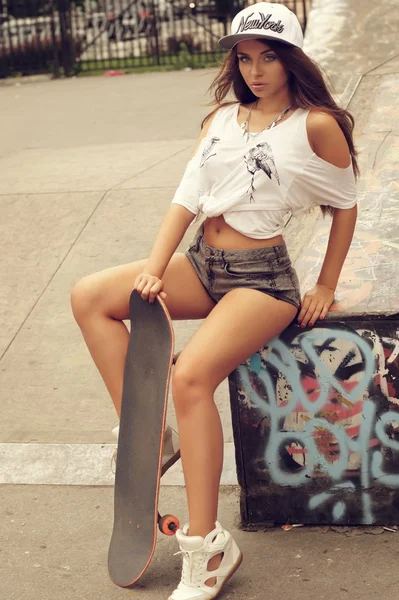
[171,103,357,239]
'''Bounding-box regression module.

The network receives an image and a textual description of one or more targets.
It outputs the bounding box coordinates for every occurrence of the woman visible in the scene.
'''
[71,3,358,599]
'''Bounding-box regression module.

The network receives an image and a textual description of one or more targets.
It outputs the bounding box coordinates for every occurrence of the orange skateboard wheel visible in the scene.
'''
[158,514,180,536]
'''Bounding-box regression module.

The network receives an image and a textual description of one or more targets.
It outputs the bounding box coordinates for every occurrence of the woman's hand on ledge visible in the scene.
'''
[297,284,335,328]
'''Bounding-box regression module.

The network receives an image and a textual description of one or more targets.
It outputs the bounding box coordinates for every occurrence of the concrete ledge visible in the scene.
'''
[229,318,399,526]
[0,442,238,486]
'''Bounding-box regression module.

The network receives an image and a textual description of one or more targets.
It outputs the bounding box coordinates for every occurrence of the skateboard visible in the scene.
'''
[108,289,180,587]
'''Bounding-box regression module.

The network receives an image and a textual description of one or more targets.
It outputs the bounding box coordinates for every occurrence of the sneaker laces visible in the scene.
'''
[174,548,207,587]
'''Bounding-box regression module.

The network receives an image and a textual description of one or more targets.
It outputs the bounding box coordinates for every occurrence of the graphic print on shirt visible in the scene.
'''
[244,142,280,202]
[200,137,220,168]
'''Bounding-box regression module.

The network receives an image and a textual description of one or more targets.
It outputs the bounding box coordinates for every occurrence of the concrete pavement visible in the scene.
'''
[2,484,398,600]
[1,0,399,598]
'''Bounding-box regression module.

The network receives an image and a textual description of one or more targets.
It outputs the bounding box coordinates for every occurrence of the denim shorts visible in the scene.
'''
[185,223,301,310]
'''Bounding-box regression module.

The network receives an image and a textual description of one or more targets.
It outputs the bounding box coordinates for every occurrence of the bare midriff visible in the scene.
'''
[203,215,284,250]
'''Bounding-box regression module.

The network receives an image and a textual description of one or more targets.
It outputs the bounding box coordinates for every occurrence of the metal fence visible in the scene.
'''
[0,0,311,78]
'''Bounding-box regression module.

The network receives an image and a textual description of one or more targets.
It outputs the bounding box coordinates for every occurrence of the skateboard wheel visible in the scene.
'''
[159,514,180,536]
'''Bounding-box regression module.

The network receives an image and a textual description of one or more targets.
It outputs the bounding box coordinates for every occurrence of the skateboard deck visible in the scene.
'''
[108,290,176,587]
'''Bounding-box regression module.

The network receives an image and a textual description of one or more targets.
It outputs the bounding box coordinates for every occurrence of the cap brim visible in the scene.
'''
[218,32,297,50]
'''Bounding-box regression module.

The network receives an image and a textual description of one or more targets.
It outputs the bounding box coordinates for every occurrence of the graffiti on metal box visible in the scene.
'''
[237,326,399,524]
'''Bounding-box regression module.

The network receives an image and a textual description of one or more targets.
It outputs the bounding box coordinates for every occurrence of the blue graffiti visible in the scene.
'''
[238,328,399,523]
[309,482,355,522]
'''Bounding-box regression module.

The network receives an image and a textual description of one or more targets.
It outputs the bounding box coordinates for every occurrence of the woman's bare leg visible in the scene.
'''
[70,253,215,416]
[172,288,297,584]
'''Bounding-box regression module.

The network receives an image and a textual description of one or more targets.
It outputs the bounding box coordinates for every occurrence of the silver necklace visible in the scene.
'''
[240,101,293,142]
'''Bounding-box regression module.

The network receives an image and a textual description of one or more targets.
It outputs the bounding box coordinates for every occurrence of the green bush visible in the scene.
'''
[166,34,202,55]
[170,42,194,69]
[0,36,82,78]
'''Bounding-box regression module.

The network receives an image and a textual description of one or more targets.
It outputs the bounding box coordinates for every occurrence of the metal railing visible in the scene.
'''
[0,0,311,78]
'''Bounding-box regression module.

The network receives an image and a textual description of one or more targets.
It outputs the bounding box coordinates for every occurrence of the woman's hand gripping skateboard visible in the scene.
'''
[134,273,167,304]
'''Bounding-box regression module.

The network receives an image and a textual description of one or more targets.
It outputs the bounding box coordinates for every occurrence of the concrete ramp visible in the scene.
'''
[298,69,399,318]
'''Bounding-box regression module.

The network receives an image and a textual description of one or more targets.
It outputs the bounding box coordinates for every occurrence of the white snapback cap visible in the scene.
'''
[219,2,304,50]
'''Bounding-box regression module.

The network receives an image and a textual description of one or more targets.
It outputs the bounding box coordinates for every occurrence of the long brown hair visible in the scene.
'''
[204,40,359,216]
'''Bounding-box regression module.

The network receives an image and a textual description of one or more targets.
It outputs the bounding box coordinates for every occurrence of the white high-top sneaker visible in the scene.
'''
[169,521,243,600]
[111,425,180,475]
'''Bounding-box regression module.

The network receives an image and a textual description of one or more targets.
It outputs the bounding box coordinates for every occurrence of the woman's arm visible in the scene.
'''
[142,204,197,279]
[316,204,357,291]
[135,110,217,301]
[298,111,358,327]
[143,111,216,278]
